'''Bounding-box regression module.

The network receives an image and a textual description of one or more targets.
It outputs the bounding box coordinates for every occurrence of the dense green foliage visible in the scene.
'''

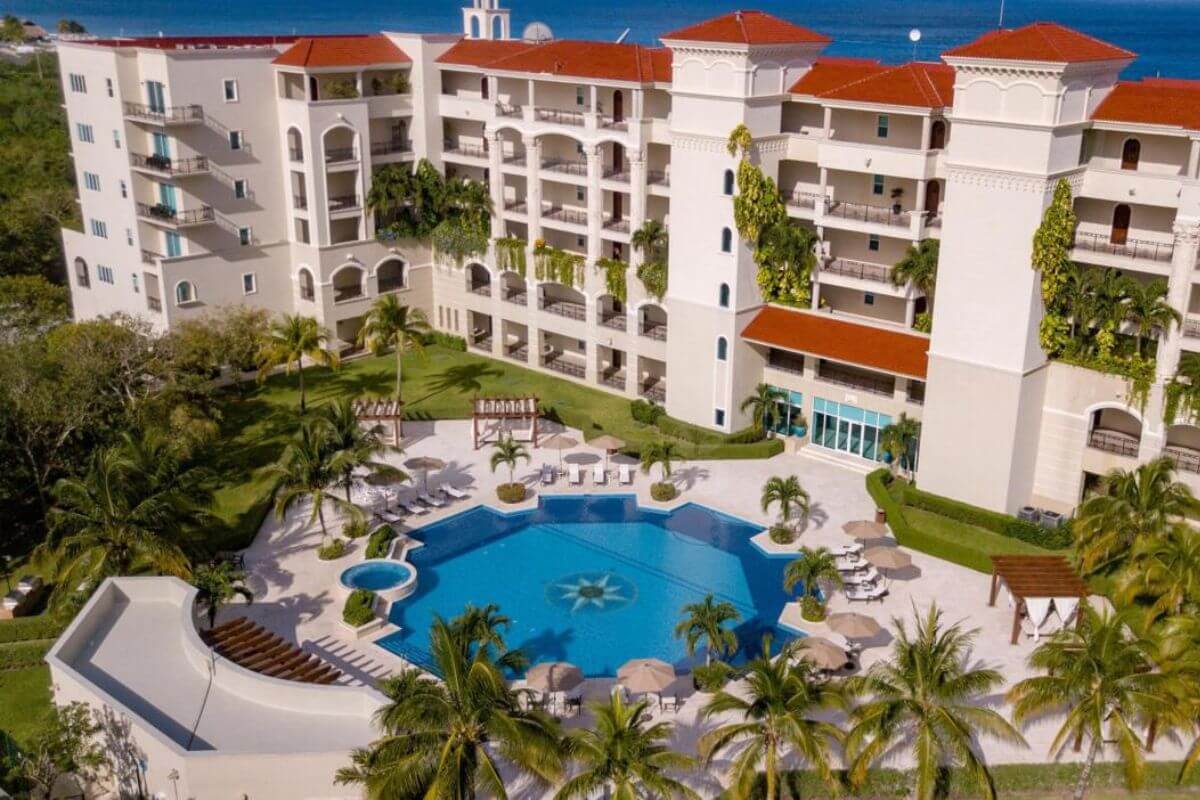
[496,482,527,503]
[0,639,53,671]
[368,158,491,244]
[595,257,628,302]
[364,525,398,559]
[317,538,348,560]
[342,589,377,627]
[898,483,1072,550]
[0,617,65,645]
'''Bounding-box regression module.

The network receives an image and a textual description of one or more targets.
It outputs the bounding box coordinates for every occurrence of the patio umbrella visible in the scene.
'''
[539,433,579,474]
[842,520,888,538]
[589,434,626,471]
[404,456,446,493]
[793,637,848,671]
[864,546,912,576]
[826,612,883,639]
[617,658,675,694]
[526,662,584,693]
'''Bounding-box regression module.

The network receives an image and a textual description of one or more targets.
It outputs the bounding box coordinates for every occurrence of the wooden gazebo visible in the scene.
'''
[988,555,1088,645]
[471,395,539,449]
[353,398,405,444]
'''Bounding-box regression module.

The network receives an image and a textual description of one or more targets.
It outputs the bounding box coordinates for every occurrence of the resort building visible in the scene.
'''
[57,4,1200,514]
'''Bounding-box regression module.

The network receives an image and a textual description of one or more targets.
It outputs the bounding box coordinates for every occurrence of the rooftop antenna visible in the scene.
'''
[998,0,1006,28]
[615,27,629,44]
[908,28,921,60]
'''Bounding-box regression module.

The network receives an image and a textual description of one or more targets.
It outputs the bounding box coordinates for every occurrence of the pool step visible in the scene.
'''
[797,446,876,475]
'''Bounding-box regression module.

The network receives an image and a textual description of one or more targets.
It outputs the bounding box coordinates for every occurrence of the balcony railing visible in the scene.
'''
[333,285,364,303]
[600,312,626,331]
[599,370,627,389]
[506,342,529,361]
[470,335,493,351]
[135,202,214,226]
[1073,231,1174,264]
[293,194,308,210]
[543,354,586,378]
[539,297,587,320]
[130,152,209,175]
[444,142,487,159]
[599,115,628,131]
[534,107,584,126]
[1088,428,1141,457]
[1184,317,1200,339]
[328,195,361,212]
[768,349,806,376]
[371,140,411,156]
[503,287,528,306]
[543,205,588,226]
[782,189,822,210]
[824,200,912,229]
[640,321,667,341]
[818,365,894,397]
[541,158,588,176]
[603,162,631,181]
[140,249,162,264]
[1163,445,1200,474]
[502,153,527,167]
[468,281,492,296]
[647,170,669,187]
[824,258,892,283]
[496,102,522,118]
[503,199,528,214]
[603,217,630,233]
[147,295,162,312]
[379,276,405,293]
[641,381,666,403]
[123,102,203,124]
[324,147,357,164]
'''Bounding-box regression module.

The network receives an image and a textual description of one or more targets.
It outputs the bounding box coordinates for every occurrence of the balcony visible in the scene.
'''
[444,142,487,160]
[600,311,626,331]
[503,153,528,167]
[543,205,588,227]
[647,170,669,188]
[1072,231,1174,267]
[325,148,358,165]
[539,297,587,321]
[824,199,912,229]
[603,217,631,234]
[1184,316,1200,339]
[135,202,214,227]
[328,195,361,212]
[541,158,588,177]
[468,281,492,297]
[543,353,586,378]
[503,286,528,305]
[782,189,822,211]
[640,321,667,342]
[823,258,892,284]
[123,102,203,125]
[503,199,528,215]
[534,107,584,127]
[818,363,894,397]
[641,379,666,403]
[496,102,523,119]
[599,369,627,390]
[603,163,631,182]
[371,140,412,157]
[1088,428,1140,457]
[1163,445,1200,475]
[506,342,529,361]
[599,115,628,131]
[130,152,209,177]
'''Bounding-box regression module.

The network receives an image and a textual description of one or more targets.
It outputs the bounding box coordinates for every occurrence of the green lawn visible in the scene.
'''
[0,665,52,749]
[901,507,1053,559]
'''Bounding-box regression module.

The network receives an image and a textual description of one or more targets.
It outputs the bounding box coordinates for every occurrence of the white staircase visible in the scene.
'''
[797,445,877,475]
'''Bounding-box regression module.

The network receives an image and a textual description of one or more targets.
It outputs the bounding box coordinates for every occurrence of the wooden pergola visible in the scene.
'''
[471,395,539,449]
[988,555,1088,645]
[353,398,405,444]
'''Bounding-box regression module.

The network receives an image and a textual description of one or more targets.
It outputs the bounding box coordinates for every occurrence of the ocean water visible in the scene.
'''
[11,0,1200,79]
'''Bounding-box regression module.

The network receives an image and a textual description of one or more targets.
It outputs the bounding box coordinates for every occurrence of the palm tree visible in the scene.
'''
[845,605,1025,800]
[698,635,845,800]
[267,421,359,546]
[891,239,939,310]
[335,617,565,798]
[316,399,405,503]
[1123,278,1180,357]
[640,441,680,484]
[1008,604,1177,800]
[489,435,530,485]
[192,560,253,629]
[879,413,921,478]
[450,602,528,672]
[674,594,740,666]
[739,383,785,436]
[760,475,810,531]
[366,162,415,228]
[257,314,340,413]
[556,692,699,800]
[1073,457,1193,574]
[1115,522,1200,617]
[442,174,494,231]
[631,218,669,266]
[357,295,431,407]
[783,546,843,604]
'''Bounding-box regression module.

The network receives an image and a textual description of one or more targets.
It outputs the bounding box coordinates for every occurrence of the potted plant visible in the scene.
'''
[340,589,386,639]
[490,435,530,503]
[890,187,905,215]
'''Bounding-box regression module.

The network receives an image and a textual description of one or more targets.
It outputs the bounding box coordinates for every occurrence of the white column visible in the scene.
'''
[487,130,504,230]
[1158,221,1200,382]
[1189,139,1200,180]
[525,135,542,246]
[913,179,927,237]
[585,144,602,262]
[905,295,916,327]
[629,151,646,265]
[920,116,932,151]
[822,107,832,137]
[524,79,535,122]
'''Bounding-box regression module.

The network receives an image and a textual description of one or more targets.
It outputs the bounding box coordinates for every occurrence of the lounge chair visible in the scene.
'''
[618,464,633,485]
[541,464,555,485]
[374,509,404,525]
[399,498,428,515]
[2,592,20,611]
[442,485,469,500]
[418,491,446,508]
[592,464,607,485]
[16,575,41,593]
[845,585,887,603]
[568,463,582,485]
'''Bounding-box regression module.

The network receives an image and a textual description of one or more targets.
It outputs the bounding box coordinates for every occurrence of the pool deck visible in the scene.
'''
[232,418,1189,789]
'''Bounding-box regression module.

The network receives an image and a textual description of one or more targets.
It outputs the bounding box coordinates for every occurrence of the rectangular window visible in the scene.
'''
[229,130,244,150]
[575,86,585,106]
[868,234,880,252]
[165,231,182,258]
[223,79,239,102]
[238,226,252,246]
[872,174,884,196]
[233,179,248,199]
[131,273,140,293]
[119,180,128,198]
[125,228,133,246]
[714,408,725,427]
[90,219,108,238]
[113,129,121,149]
[576,235,585,248]
[146,81,166,112]
[864,292,875,306]
[105,78,114,97]
[69,74,87,93]
[242,272,257,294]
[877,114,889,138]
[76,123,94,143]
[575,186,584,202]
[83,172,101,191]
[97,265,114,284]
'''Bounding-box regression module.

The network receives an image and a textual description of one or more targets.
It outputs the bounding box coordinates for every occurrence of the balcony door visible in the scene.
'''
[153,132,170,159]
[611,192,622,221]
[1121,138,1141,170]
[1110,204,1131,246]
[612,90,624,122]
[146,81,165,112]
[158,183,177,212]
[924,181,940,216]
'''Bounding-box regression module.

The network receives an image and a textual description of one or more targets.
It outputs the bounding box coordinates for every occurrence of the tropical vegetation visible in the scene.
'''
[740,383,785,437]
[191,560,253,629]
[891,239,939,332]
[783,546,842,620]
[674,594,740,666]
[357,296,431,406]
[760,475,811,539]
[257,313,340,413]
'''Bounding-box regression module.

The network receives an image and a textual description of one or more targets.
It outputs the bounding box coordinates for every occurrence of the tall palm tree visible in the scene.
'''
[1073,457,1193,575]
[490,435,530,485]
[845,605,1025,800]
[442,174,495,231]
[1123,278,1180,357]
[191,560,253,629]
[1008,605,1178,800]
[267,421,359,546]
[891,239,939,309]
[335,618,565,799]
[639,441,680,484]
[739,383,785,436]
[357,295,430,406]
[315,398,405,503]
[783,546,843,605]
[631,219,669,264]
[257,313,340,413]
[450,602,528,672]
[1115,522,1200,617]
[674,594,740,666]
[556,692,699,800]
[699,635,845,800]
[760,475,810,531]
[879,413,921,478]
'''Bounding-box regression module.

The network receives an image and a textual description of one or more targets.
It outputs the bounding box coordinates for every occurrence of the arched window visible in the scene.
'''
[377,258,406,293]
[480,76,489,100]
[470,16,480,38]
[720,227,733,253]
[718,283,730,308]
[175,281,195,305]
[1121,138,1141,171]
[74,257,90,288]
[722,169,735,196]
[298,268,315,301]
[491,15,503,39]
[929,119,947,150]
[1111,203,1131,246]
[716,336,728,361]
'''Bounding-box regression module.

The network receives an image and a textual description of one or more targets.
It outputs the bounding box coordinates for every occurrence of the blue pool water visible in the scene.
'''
[341,560,414,592]
[376,494,795,677]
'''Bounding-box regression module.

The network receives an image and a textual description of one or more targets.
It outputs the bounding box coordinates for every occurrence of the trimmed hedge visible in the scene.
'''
[318,538,347,561]
[688,438,784,460]
[422,331,467,351]
[650,482,678,501]
[496,482,527,503]
[342,589,377,627]
[0,616,66,645]
[900,484,1072,550]
[0,639,53,670]
[630,399,665,425]
[365,525,398,559]
[655,415,726,445]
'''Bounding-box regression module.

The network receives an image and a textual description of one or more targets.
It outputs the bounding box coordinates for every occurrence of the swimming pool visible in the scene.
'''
[375,495,796,677]
[340,560,415,592]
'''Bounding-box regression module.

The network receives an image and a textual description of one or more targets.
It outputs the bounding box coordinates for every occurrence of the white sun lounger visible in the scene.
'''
[541,464,555,485]
[374,509,404,525]
[618,464,633,485]
[846,585,887,603]
[418,491,446,508]
[593,464,607,485]
[568,463,582,485]
[442,485,469,500]
[399,498,429,515]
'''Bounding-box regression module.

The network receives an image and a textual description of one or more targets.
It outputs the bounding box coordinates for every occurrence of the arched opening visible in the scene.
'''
[323,126,358,164]
[480,76,489,100]
[597,294,625,329]
[639,304,667,340]
[723,169,735,196]
[286,127,303,162]
[470,16,481,38]
[929,119,947,150]
[377,258,406,293]
[74,257,90,288]
[332,264,366,303]
[538,282,586,320]
[1121,138,1141,171]
[925,181,941,216]
[491,15,502,39]
[174,281,196,305]
[1165,424,1200,474]
[718,283,730,308]
[716,336,728,361]
[1087,406,1142,456]
[467,262,491,295]
[298,268,315,301]
[500,271,527,304]
[1110,204,1131,246]
[612,90,624,123]
[720,227,733,253]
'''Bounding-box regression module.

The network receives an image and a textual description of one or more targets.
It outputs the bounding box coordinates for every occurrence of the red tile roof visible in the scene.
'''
[273,34,410,68]
[791,60,953,108]
[662,10,829,46]
[437,38,670,83]
[943,22,1133,64]
[78,35,304,50]
[1092,79,1200,132]
[741,306,929,379]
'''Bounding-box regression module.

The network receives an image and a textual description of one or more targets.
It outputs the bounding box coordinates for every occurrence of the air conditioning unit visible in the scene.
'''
[1039,510,1064,529]
[1018,506,1039,522]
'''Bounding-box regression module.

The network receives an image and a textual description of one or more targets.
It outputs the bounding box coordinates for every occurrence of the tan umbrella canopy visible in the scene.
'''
[865,546,912,572]
[526,662,583,693]
[589,434,626,470]
[793,637,848,671]
[539,433,579,473]
[617,658,675,694]
[404,456,446,492]
[843,520,888,538]
[826,612,883,639]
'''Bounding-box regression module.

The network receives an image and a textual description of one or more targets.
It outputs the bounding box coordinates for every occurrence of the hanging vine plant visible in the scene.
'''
[1031,179,1078,355]
[431,218,488,267]
[595,258,628,303]
[1165,353,1200,424]
[533,244,584,287]
[494,236,528,277]
[636,260,667,301]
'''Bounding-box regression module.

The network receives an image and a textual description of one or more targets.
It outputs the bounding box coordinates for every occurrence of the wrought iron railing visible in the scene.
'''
[123,102,203,123]
[1073,231,1174,264]
[1088,429,1140,457]
[824,258,891,283]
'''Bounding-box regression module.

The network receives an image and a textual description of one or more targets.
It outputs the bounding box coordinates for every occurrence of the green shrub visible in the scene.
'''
[725,426,767,444]
[0,639,53,670]
[800,595,825,622]
[365,525,398,559]
[630,399,665,425]
[496,482,526,503]
[899,485,1072,549]
[0,616,65,645]
[342,517,370,540]
[655,414,725,445]
[318,538,347,561]
[323,79,359,99]
[650,482,677,502]
[693,661,734,693]
[342,589,377,627]
[689,438,784,460]
[769,524,795,545]
[421,331,467,351]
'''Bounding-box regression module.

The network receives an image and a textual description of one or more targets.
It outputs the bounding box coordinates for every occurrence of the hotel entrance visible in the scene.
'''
[811,397,892,463]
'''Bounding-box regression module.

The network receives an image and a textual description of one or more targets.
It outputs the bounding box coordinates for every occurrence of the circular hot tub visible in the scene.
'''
[340,559,417,601]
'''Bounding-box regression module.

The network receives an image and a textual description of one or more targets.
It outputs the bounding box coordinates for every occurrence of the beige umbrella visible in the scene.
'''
[843,520,888,538]
[793,637,848,671]
[826,612,883,639]
[539,433,579,474]
[864,546,912,573]
[617,658,675,694]
[404,456,446,493]
[526,662,584,693]
[589,434,626,471]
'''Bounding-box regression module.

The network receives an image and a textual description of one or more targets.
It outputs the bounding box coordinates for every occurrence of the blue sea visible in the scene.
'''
[11,0,1200,79]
